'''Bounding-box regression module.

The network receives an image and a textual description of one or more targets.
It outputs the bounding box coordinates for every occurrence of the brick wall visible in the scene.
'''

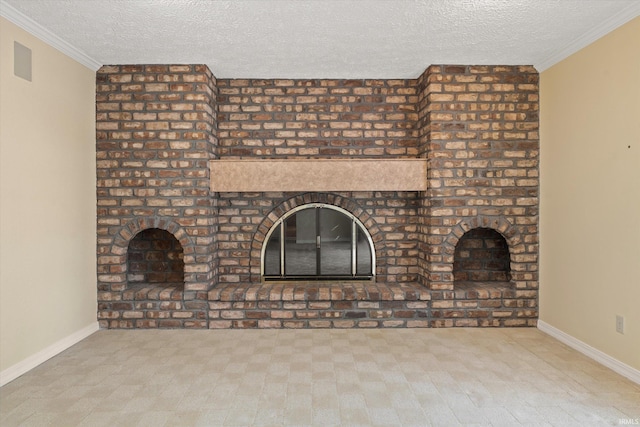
[216,79,418,158]
[208,282,430,329]
[95,64,539,328]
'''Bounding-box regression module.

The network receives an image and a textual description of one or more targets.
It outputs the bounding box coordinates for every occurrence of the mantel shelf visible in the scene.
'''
[209,158,427,192]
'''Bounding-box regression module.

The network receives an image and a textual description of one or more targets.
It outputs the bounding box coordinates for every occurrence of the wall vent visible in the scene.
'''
[14,41,32,82]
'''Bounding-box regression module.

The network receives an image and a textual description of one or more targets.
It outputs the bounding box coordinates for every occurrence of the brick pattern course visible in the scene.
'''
[217,79,418,158]
[208,282,431,329]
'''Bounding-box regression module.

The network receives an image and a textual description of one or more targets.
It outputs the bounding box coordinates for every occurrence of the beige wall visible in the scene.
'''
[540,17,640,370]
[0,18,96,373]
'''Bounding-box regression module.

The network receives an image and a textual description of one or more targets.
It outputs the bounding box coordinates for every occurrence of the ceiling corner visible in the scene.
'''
[0,0,102,71]
[535,2,640,72]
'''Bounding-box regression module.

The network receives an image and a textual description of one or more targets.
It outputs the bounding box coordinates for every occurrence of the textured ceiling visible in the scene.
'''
[2,0,639,78]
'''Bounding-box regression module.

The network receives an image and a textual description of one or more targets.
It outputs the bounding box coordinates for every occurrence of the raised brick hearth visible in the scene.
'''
[96,64,539,329]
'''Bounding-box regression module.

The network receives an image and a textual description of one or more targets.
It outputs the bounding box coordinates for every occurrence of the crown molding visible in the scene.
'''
[0,0,102,71]
[536,3,640,72]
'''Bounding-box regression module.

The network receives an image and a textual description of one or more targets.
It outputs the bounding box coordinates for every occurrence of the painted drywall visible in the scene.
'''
[540,17,640,371]
[0,17,97,375]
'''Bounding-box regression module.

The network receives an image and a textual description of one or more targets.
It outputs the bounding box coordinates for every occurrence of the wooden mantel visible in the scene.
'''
[209,158,427,192]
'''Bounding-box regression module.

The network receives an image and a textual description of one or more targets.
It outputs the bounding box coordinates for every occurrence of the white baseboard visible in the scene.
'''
[0,322,99,387]
[537,320,640,385]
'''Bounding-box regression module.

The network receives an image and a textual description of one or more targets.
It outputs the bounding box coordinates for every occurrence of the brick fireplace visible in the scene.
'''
[96,64,538,329]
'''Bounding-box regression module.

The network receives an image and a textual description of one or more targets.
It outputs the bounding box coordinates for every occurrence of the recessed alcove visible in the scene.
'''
[127,228,185,294]
[453,227,512,292]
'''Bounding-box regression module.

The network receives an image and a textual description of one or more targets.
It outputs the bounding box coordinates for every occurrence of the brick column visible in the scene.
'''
[417,65,539,326]
[96,64,218,328]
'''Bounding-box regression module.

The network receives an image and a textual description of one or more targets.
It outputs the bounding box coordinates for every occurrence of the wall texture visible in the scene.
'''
[217,78,418,158]
[0,17,97,375]
[540,17,640,371]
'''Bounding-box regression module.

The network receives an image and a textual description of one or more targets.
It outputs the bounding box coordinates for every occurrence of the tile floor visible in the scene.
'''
[0,328,638,426]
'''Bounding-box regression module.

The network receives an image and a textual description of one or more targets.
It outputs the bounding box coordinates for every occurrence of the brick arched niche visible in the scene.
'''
[251,193,383,282]
[97,218,210,329]
[453,228,511,285]
[127,228,185,288]
[442,216,527,290]
[99,218,196,294]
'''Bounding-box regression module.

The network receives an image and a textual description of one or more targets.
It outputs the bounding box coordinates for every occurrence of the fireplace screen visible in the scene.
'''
[262,204,375,280]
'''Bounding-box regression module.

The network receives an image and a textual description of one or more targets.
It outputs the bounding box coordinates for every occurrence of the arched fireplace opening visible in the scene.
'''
[127,228,185,290]
[261,203,375,281]
[453,227,511,288]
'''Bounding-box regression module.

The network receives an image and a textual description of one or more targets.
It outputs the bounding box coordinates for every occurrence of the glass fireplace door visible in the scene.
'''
[284,207,317,276]
[319,207,353,276]
[263,204,374,280]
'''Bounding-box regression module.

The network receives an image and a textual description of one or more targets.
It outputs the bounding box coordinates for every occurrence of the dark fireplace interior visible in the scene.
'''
[453,227,511,288]
[127,228,184,289]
